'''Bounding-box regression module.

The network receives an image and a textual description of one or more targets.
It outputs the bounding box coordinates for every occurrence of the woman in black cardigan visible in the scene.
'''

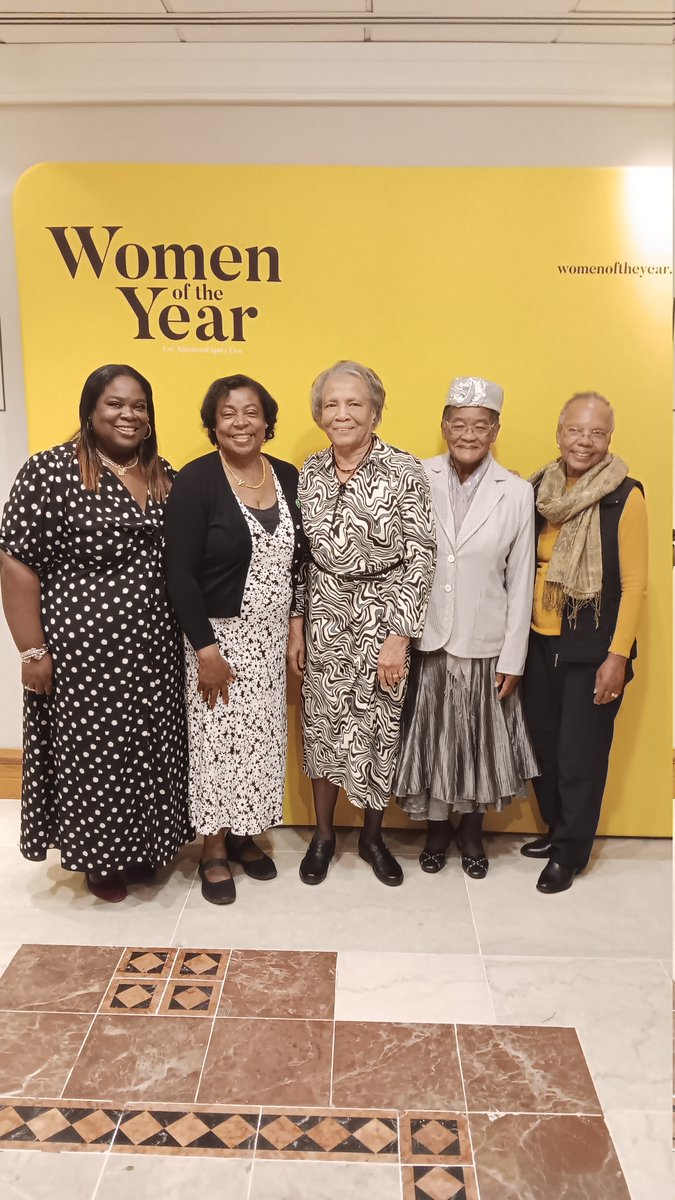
[164,375,307,905]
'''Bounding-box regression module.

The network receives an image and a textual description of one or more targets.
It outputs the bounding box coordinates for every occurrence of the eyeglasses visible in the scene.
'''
[444,420,496,438]
[560,425,611,443]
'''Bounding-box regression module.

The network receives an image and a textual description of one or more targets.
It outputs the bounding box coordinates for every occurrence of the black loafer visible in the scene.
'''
[299,835,335,885]
[358,840,403,887]
[419,847,447,874]
[520,836,553,859]
[199,858,236,905]
[225,832,277,881]
[536,860,580,894]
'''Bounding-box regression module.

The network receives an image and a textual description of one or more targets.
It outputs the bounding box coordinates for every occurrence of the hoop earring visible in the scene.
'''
[143,424,152,441]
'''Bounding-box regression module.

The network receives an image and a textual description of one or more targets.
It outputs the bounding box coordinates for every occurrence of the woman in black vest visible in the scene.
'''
[522,391,647,893]
[164,375,307,905]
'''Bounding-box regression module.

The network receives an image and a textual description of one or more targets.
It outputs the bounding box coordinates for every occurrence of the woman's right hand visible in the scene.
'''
[197,644,236,708]
[287,616,306,676]
[21,653,53,696]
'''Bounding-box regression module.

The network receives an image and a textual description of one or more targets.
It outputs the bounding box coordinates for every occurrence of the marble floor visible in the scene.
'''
[0,800,670,1200]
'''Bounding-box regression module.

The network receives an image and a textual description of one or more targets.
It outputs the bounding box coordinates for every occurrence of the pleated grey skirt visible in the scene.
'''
[393,650,539,817]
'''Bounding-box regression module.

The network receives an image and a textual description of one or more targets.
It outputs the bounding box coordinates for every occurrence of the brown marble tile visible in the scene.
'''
[116,948,177,978]
[0,1012,91,1096]
[172,949,230,981]
[218,950,336,1019]
[401,1163,480,1200]
[198,1018,333,1107]
[63,1015,212,1103]
[0,1100,121,1151]
[399,1111,473,1165]
[113,1102,258,1156]
[332,1022,464,1111]
[469,1113,631,1200]
[256,1109,398,1160]
[457,1025,602,1115]
[0,944,122,1013]
[159,980,222,1016]
[99,978,165,1016]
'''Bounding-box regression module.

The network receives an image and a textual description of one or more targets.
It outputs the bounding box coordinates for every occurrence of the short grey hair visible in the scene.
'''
[310,360,386,427]
[558,391,615,433]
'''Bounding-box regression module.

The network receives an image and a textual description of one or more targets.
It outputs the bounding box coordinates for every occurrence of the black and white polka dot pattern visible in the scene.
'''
[0,443,193,875]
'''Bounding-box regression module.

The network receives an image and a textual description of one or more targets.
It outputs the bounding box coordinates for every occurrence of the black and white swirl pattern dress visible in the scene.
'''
[298,437,436,810]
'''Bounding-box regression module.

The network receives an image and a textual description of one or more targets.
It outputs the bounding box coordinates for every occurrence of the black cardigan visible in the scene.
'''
[164,450,307,650]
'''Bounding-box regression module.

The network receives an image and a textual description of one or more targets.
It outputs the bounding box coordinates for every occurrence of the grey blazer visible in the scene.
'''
[417,453,535,676]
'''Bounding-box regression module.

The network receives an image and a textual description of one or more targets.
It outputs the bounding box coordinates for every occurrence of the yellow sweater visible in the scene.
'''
[531,484,647,657]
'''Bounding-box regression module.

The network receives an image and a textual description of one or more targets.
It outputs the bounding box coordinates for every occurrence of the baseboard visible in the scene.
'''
[0,749,22,799]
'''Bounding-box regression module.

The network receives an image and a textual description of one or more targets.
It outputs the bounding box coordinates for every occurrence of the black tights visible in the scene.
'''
[310,777,385,844]
[425,811,485,858]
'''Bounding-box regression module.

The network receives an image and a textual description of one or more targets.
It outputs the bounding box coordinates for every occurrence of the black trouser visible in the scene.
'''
[522,632,623,869]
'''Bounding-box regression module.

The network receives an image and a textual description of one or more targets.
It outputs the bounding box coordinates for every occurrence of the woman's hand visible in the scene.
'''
[197,644,236,708]
[21,653,53,696]
[287,616,306,676]
[377,633,410,690]
[594,652,627,705]
[495,672,520,700]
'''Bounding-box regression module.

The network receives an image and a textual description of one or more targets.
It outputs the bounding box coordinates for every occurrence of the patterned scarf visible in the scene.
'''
[530,453,628,623]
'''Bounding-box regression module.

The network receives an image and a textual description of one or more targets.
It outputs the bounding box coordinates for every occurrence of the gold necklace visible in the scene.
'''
[219,451,267,490]
[332,436,374,483]
[97,450,139,477]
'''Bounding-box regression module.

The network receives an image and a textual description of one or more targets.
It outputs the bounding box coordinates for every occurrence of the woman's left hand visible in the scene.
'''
[594,652,627,705]
[495,672,520,700]
[377,633,410,690]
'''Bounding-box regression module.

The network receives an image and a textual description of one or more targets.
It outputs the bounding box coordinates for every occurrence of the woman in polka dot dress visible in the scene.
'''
[0,365,193,902]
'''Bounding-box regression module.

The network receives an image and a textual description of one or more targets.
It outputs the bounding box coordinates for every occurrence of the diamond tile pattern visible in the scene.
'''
[404,1164,479,1200]
[0,1103,121,1149]
[118,949,176,977]
[400,1113,473,1165]
[159,981,221,1016]
[100,979,164,1015]
[173,949,229,980]
[256,1112,398,1157]
[115,1107,258,1153]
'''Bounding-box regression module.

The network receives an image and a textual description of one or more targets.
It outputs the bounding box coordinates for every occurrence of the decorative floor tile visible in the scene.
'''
[402,1164,480,1200]
[256,1110,398,1159]
[469,1113,631,1200]
[117,948,177,978]
[100,978,165,1016]
[0,1011,92,1097]
[399,1112,472,1165]
[332,1022,465,1111]
[172,949,230,981]
[113,1105,258,1156]
[198,1017,333,1107]
[457,1024,602,1116]
[64,1015,212,1103]
[218,950,336,1020]
[0,945,123,1014]
[0,1101,121,1151]
[159,980,221,1017]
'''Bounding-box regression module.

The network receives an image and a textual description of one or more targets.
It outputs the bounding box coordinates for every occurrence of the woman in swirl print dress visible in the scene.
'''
[287,361,436,887]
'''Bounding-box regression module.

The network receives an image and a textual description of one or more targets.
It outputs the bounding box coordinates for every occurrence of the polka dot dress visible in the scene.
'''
[0,443,193,875]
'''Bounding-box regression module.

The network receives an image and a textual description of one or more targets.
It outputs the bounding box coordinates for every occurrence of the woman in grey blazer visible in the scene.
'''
[393,376,538,878]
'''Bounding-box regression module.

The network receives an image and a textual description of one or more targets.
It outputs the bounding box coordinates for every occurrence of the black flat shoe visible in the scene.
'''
[125,862,157,885]
[358,840,403,887]
[225,832,277,881]
[457,837,489,880]
[199,858,236,905]
[520,836,553,859]
[299,835,335,885]
[536,860,581,894]
[419,847,447,874]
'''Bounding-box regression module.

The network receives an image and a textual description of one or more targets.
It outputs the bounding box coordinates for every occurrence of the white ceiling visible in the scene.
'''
[0,2,671,44]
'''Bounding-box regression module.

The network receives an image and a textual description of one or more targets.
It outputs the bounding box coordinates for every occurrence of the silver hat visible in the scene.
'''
[446,376,503,415]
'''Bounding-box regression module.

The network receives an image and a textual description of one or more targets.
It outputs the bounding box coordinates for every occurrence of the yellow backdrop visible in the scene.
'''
[12,163,672,835]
